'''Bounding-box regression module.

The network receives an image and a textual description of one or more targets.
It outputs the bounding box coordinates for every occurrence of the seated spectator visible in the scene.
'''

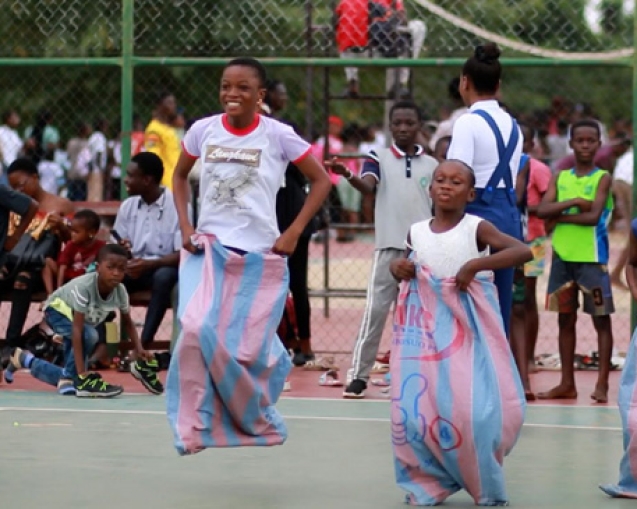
[335,0,426,98]
[1,158,74,351]
[42,209,105,296]
[112,152,180,347]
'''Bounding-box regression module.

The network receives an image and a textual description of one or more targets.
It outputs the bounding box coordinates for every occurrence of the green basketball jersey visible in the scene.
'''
[551,168,613,264]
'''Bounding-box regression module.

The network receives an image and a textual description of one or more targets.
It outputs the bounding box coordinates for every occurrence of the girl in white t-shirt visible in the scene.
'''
[166,58,330,455]
[173,58,330,254]
[388,160,531,506]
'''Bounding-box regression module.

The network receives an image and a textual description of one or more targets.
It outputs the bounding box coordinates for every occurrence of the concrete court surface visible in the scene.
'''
[0,391,635,509]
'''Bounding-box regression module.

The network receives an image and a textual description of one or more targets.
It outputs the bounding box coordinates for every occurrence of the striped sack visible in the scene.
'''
[166,234,292,455]
[390,266,526,506]
[600,326,637,499]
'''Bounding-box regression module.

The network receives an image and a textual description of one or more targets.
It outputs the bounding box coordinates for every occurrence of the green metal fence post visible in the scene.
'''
[120,0,135,200]
[631,8,637,334]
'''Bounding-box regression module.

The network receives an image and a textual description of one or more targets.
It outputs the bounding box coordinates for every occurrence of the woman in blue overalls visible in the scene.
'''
[447,43,525,337]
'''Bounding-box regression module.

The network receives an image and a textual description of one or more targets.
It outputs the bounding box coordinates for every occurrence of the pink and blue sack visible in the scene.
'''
[166,235,292,455]
[390,266,526,506]
[600,325,637,499]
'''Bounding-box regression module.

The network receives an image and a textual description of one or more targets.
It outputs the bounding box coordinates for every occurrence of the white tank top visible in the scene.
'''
[409,214,489,278]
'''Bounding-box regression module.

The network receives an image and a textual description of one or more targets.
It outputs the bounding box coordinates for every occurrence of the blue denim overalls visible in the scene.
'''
[464,110,522,337]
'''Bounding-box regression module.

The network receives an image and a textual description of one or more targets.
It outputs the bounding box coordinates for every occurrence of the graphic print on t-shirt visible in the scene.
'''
[204,145,262,208]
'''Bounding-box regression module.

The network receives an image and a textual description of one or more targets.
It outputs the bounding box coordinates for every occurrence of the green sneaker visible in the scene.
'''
[130,359,164,395]
[75,373,123,398]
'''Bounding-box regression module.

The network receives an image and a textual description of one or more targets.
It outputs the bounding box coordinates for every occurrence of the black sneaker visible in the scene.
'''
[343,379,367,399]
[75,373,124,398]
[130,359,164,395]
[292,351,315,367]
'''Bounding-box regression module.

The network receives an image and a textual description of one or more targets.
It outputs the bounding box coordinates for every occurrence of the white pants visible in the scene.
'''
[341,20,427,86]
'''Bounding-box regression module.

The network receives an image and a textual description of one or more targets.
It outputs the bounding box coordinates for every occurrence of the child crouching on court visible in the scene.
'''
[4,244,161,397]
[389,160,531,506]
[600,217,637,499]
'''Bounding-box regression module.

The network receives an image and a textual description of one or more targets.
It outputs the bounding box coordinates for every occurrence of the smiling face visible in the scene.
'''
[123,162,149,197]
[219,65,265,122]
[430,161,475,213]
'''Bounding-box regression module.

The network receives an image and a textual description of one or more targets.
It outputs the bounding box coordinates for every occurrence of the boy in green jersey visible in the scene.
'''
[537,119,614,404]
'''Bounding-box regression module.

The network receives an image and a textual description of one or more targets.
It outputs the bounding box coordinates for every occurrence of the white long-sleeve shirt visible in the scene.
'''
[447,100,523,189]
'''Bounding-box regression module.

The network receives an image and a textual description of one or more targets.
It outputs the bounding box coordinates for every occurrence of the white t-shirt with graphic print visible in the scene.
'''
[182,114,311,253]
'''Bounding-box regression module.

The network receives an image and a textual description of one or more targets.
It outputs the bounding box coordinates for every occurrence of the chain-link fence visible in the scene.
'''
[0,0,635,361]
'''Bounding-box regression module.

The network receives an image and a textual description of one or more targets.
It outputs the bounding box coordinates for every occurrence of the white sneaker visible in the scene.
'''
[57,378,76,396]
[283,377,291,392]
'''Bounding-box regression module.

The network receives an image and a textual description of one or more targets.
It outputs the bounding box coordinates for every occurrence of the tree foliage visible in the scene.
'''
[0,0,632,142]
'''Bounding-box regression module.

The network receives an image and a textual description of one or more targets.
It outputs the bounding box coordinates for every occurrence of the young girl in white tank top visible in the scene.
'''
[409,213,489,279]
[388,160,532,507]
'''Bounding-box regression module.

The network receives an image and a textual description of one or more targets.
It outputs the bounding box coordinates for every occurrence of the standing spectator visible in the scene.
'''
[37,150,64,195]
[265,80,289,118]
[325,101,437,399]
[65,122,92,201]
[537,120,615,403]
[335,0,426,97]
[131,115,146,156]
[108,127,122,200]
[429,78,467,152]
[610,148,633,289]
[144,92,180,190]
[312,116,349,241]
[112,152,180,348]
[520,126,552,379]
[433,135,451,163]
[0,110,26,177]
[24,109,60,164]
[87,118,109,202]
[447,43,524,336]
[336,124,363,238]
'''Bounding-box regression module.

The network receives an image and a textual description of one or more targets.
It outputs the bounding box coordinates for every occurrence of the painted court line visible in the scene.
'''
[284,396,621,410]
[0,406,622,431]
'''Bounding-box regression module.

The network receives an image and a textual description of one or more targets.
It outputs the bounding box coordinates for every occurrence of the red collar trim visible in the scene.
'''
[221,114,261,136]
[390,143,424,158]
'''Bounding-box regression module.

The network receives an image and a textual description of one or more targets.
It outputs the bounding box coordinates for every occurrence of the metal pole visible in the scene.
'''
[322,64,331,318]
[304,0,314,141]
[631,5,637,333]
[120,0,134,200]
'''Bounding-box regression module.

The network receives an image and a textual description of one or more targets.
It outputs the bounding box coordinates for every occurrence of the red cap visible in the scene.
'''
[328,116,343,127]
